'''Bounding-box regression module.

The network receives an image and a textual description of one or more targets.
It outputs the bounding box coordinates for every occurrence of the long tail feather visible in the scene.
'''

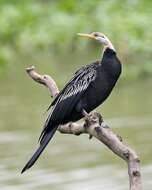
[21,126,58,174]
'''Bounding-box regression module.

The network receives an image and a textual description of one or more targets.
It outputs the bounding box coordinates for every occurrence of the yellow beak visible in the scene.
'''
[77,33,95,39]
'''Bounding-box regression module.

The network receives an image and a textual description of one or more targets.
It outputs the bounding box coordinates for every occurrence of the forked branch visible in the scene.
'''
[26,66,142,190]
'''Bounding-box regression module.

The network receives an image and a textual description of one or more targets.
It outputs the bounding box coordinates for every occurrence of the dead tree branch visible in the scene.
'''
[26,66,142,190]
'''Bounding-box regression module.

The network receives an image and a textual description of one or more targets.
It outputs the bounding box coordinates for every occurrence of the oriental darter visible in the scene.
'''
[22,32,122,173]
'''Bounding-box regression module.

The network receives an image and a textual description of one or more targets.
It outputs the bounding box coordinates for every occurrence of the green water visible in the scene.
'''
[0,56,152,190]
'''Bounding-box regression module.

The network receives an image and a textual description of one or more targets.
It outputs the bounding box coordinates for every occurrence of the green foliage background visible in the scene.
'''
[0,0,152,79]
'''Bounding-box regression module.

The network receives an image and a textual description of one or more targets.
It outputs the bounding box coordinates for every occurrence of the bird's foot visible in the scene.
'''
[83,112,103,139]
[83,111,103,128]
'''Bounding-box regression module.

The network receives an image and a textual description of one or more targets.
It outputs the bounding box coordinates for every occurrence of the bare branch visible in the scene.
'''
[26,66,142,190]
[26,66,59,97]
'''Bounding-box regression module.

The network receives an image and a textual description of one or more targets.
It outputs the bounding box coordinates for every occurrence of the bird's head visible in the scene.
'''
[77,32,115,51]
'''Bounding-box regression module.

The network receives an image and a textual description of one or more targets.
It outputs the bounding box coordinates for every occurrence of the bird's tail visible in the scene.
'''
[21,126,58,174]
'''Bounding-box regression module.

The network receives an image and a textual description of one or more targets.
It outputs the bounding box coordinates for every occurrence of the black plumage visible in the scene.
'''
[21,33,122,174]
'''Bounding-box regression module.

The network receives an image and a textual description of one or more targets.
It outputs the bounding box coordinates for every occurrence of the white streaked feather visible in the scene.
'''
[60,68,96,101]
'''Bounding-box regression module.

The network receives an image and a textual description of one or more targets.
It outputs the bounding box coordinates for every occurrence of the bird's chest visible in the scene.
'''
[80,69,115,111]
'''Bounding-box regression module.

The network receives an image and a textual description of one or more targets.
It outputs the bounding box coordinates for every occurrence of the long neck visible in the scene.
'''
[102,36,115,54]
[101,48,121,79]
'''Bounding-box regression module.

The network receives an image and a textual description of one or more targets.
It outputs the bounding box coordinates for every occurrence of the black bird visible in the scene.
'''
[21,32,122,173]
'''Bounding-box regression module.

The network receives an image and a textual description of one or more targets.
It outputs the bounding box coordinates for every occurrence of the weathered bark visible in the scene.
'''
[26,66,142,190]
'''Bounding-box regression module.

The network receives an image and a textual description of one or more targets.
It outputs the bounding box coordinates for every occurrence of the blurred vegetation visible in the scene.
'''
[0,0,152,80]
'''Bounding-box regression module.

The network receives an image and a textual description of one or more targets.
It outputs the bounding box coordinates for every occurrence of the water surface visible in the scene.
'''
[0,56,152,189]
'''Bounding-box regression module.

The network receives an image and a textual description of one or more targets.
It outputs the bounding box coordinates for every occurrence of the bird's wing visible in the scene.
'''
[49,61,99,108]
[39,64,98,143]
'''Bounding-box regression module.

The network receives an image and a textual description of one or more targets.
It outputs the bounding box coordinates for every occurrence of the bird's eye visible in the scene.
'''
[93,32,105,38]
